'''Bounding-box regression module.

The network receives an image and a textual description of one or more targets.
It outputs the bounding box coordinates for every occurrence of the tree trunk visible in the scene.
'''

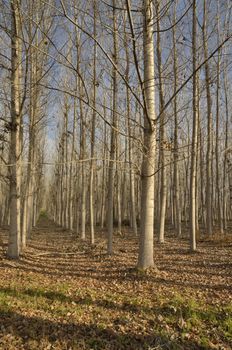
[107,0,118,254]
[89,0,97,244]
[172,3,181,237]
[7,0,22,259]
[156,0,167,244]
[138,0,156,269]
[190,0,198,252]
[203,0,213,235]
[215,0,223,234]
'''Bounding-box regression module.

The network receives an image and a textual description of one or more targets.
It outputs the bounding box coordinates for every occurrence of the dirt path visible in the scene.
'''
[0,218,231,349]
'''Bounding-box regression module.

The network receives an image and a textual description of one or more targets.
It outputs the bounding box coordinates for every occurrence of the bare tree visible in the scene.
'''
[138,0,157,269]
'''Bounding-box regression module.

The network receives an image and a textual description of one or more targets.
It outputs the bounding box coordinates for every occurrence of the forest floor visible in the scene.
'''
[0,217,232,350]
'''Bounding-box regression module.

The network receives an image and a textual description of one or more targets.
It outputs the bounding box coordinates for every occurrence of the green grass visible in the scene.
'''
[39,210,48,218]
[155,294,232,345]
[0,284,231,349]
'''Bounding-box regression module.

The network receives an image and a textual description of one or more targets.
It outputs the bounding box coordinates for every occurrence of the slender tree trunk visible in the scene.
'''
[222,47,229,231]
[22,15,37,247]
[69,92,77,231]
[89,0,97,244]
[124,22,137,235]
[138,0,156,269]
[203,0,213,235]
[215,1,223,234]
[127,90,137,236]
[156,0,167,244]
[80,95,86,240]
[75,32,86,240]
[172,3,181,237]
[195,84,200,233]
[190,0,198,252]
[107,0,118,254]
[7,0,22,259]
[64,101,69,229]
[199,127,206,227]
[100,108,107,229]
[116,158,122,233]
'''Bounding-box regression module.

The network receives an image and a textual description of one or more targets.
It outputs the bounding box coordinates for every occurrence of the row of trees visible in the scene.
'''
[0,0,51,257]
[0,0,231,268]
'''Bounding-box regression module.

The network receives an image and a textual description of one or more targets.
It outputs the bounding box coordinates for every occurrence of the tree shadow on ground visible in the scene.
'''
[0,286,229,324]
[0,286,153,315]
[0,286,152,314]
[0,256,231,294]
[0,309,206,350]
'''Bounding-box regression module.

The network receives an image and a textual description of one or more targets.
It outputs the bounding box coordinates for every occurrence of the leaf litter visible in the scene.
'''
[0,218,231,349]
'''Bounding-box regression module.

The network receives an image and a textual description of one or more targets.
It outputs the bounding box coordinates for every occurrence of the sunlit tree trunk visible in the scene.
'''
[116,142,122,234]
[203,0,213,235]
[74,30,87,240]
[100,104,107,229]
[89,0,97,244]
[125,38,137,235]
[64,99,69,229]
[172,3,181,237]
[22,9,37,247]
[7,0,22,259]
[68,91,77,231]
[215,0,223,234]
[190,0,198,252]
[138,0,156,269]
[156,0,167,244]
[107,0,118,254]
[80,89,86,240]
[223,66,229,230]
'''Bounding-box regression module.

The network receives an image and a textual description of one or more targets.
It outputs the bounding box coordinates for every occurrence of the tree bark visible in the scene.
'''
[156,0,167,244]
[203,0,213,235]
[7,0,22,259]
[107,0,118,254]
[172,2,181,237]
[138,0,156,269]
[89,0,97,244]
[190,0,198,252]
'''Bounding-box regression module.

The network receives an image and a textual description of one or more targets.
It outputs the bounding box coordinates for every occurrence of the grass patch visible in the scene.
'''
[1,284,231,349]
[154,294,232,346]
